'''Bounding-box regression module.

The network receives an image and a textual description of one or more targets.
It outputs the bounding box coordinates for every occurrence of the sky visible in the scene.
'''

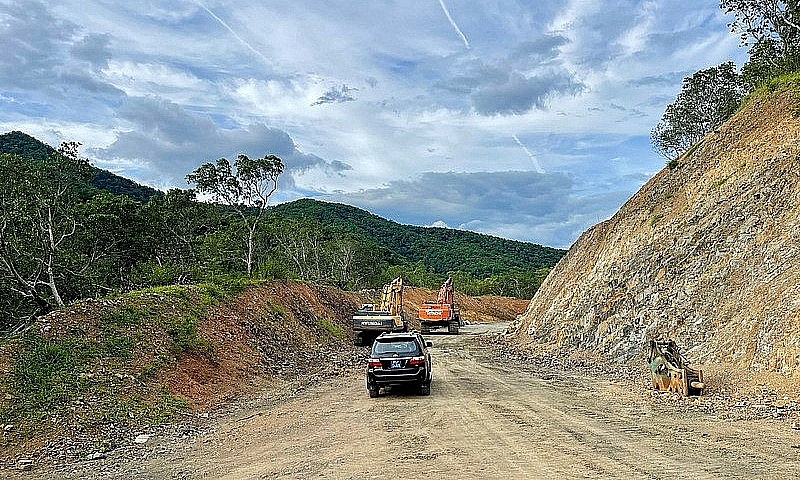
[0,0,747,248]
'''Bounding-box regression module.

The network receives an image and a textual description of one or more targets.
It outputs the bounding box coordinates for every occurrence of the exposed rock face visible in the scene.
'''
[511,85,800,374]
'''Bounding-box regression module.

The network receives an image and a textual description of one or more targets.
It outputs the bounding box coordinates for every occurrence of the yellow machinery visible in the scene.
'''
[648,340,705,396]
[352,277,406,346]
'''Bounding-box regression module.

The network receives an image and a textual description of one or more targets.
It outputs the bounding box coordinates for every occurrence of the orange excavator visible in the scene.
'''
[418,277,461,334]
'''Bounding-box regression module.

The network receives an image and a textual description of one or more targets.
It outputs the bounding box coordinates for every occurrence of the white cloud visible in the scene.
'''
[0,0,747,246]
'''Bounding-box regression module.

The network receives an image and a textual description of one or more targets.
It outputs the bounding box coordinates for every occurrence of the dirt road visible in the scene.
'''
[188,323,800,479]
[24,323,800,479]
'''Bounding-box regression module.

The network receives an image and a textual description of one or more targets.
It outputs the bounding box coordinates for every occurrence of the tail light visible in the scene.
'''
[409,356,425,366]
[368,359,382,367]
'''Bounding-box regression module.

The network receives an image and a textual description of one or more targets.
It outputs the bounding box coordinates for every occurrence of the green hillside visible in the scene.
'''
[0,131,564,330]
[0,131,160,203]
[273,198,565,278]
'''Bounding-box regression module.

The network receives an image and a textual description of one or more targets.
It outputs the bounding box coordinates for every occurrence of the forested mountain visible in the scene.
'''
[273,198,564,278]
[0,131,160,203]
[0,131,564,331]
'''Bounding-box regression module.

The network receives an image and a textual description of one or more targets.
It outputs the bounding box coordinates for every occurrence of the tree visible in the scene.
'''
[0,143,93,321]
[186,154,284,276]
[721,0,800,50]
[651,62,745,160]
[722,1,800,86]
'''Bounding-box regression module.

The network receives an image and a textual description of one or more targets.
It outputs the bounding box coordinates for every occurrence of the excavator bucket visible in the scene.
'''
[647,340,705,396]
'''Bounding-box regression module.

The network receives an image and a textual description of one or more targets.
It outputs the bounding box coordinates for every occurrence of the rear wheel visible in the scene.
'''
[419,382,431,396]
[369,387,379,398]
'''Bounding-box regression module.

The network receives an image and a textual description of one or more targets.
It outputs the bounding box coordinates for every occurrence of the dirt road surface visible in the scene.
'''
[20,323,800,479]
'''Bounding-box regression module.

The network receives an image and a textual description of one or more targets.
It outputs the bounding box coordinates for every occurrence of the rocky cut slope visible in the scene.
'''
[510,79,800,374]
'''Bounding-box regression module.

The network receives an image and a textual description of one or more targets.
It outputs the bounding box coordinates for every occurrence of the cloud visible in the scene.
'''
[311,85,359,106]
[69,33,113,70]
[0,0,747,248]
[95,96,350,189]
[0,1,126,124]
[471,71,584,115]
[325,170,632,248]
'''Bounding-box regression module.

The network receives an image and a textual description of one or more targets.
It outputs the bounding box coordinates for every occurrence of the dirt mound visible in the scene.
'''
[404,287,528,326]
[511,80,800,382]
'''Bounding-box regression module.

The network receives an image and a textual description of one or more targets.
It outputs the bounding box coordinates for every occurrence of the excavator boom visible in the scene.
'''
[352,277,407,346]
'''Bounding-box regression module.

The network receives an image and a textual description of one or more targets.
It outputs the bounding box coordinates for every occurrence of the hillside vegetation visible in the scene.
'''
[0,132,564,331]
[0,280,526,461]
[511,76,800,377]
[272,199,563,279]
[0,131,160,203]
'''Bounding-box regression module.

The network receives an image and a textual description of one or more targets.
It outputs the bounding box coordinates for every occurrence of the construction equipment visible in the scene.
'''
[352,277,407,346]
[418,277,461,334]
[647,339,705,396]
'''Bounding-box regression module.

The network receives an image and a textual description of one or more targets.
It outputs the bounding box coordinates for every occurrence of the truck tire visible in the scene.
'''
[369,387,379,398]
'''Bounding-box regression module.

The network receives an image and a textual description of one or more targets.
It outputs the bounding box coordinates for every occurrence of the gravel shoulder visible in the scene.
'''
[10,323,800,479]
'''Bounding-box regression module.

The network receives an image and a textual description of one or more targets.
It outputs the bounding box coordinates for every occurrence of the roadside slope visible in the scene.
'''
[511,79,800,376]
[0,280,526,467]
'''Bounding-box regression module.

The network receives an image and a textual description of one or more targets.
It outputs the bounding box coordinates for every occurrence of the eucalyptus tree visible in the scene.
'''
[722,0,800,85]
[186,154,284,276]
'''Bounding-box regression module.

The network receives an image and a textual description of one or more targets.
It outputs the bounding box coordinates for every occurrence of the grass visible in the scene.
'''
[0,281,242,437]
[2,333,94,421]
[649,214,664,227]
[739,71,800,114]
[317,318,346,339]
[100,305,152,326]
[710,175,730,191]
[166,314,212,355]
[266,302,288,317]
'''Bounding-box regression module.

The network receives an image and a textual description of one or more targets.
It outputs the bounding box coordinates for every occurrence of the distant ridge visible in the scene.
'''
[0,131,160,203]
[273,198,565,278]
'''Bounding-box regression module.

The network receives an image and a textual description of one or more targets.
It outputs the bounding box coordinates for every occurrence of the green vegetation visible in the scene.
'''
[0,131,160,202]
[271,198,564,287]
[711,175,732,190]
[317,318,346,339]
[651,62,745,160]
[0,285,226,437]
[8,333,95,416]
[653,1,800,160]
[649,214,664,227]
[0,134,562,332]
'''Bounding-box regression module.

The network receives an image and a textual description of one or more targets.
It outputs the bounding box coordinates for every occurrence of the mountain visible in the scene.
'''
[272,198,566,278]
[0,130,565,283]
[0,131,160,203]
[510,77,800,374]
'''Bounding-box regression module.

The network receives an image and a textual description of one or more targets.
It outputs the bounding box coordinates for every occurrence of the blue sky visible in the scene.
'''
[0,0,746,248]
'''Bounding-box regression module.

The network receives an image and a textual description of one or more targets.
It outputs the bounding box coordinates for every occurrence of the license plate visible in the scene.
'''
[390,360,401,369]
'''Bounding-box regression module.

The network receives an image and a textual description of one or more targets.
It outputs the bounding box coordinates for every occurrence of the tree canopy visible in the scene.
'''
[722,0,800,87]
[651,62,745,160]
[186,154,284,276]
